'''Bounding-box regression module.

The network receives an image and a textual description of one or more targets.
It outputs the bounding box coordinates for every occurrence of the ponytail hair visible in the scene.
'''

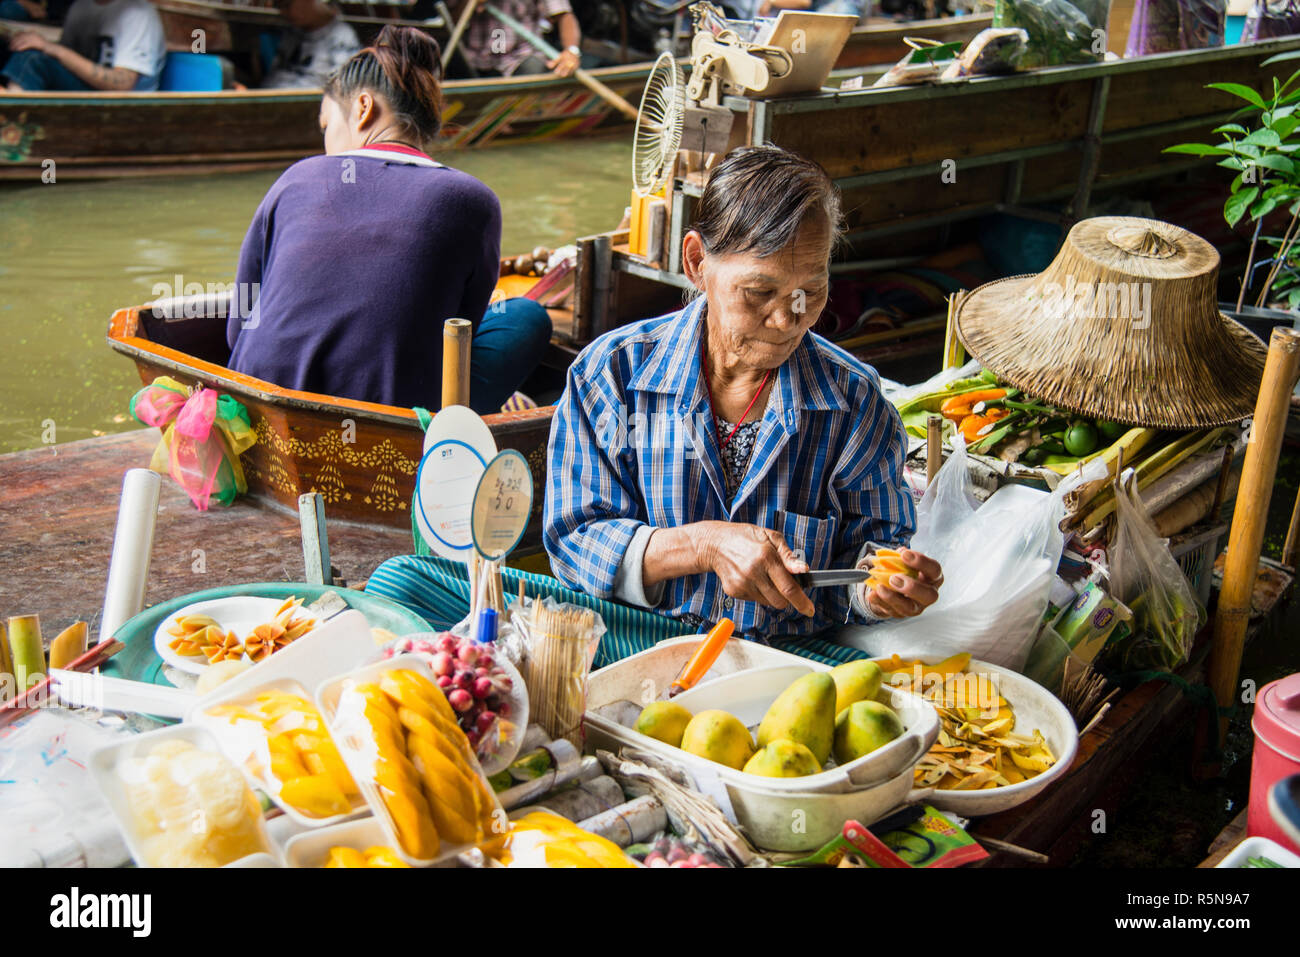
[325,25,444,144]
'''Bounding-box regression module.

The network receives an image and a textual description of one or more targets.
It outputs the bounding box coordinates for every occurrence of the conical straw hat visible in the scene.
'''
[953,216,1267,429]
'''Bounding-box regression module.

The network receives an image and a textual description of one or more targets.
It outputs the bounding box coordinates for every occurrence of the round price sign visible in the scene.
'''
[471,450,533,561]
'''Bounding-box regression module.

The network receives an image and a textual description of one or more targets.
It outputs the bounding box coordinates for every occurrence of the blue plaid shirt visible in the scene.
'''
[542,297,916,638]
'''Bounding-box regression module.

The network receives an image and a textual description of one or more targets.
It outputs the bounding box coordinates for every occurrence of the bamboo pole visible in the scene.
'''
[926,414,943,488]
[1209,327,1300,743]
[440,0,481,71]
[1282,484,1300,570]
[441,317,472,410]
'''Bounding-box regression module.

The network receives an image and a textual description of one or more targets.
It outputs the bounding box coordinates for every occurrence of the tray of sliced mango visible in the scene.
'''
[875,653,1078,816]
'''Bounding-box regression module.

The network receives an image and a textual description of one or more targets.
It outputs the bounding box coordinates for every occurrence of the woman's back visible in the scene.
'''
[227,151,501,409]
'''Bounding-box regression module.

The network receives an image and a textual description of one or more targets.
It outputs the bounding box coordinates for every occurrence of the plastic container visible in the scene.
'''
[1215,834,1300,868]
[88,724,279,867]
[584,640,939,851]
[919,660,1079,818]
[192,676,368,829]
[159,52,222,92]
[316,655,505,866]
[283,816,424,868]
[1248,673,1300,853]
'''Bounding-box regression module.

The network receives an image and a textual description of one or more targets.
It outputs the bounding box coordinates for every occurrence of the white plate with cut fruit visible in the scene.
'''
[153,595,318,676]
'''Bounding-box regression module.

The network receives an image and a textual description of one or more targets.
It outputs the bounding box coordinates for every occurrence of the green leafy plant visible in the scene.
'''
[1165,52,1300,312]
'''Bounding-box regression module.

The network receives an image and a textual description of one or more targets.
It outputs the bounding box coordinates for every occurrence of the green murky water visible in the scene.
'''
[0,138,633,454]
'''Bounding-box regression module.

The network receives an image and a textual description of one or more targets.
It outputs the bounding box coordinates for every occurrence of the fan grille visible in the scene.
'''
[633,52,685,196]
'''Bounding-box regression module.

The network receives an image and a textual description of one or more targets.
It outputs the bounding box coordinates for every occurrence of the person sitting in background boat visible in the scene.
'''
[227,25,552,416]
[1,0,163,91]
[261,0,360,89]
[453,0,582,78]
[366,146,943,669]
[0,0,71,23]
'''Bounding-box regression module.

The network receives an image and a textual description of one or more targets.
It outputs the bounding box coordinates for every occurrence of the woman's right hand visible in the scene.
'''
[696,521,816,616]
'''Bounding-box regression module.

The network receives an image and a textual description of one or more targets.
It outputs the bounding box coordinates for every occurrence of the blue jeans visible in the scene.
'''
[2,50,91,90]
[2,49,159,90]
[470,297,552,415]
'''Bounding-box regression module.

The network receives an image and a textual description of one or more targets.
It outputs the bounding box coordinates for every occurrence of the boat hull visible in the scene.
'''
[106,304,554,549]
[0,15,992,179]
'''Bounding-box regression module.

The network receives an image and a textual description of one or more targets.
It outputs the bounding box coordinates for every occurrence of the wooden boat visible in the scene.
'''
[0,63,651,179]
[0,11,993,179]
[105,289,558,548]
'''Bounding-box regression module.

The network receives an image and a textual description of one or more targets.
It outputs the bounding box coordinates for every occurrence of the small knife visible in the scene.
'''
[794,568,871,589]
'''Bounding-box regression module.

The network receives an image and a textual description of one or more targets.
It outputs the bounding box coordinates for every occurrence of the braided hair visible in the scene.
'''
[324,25,444,145]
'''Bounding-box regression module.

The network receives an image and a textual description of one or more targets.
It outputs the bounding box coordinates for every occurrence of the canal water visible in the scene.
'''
[0,137,633,455]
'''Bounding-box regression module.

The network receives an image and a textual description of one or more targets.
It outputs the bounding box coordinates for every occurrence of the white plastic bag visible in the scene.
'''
[840,439,1104,671]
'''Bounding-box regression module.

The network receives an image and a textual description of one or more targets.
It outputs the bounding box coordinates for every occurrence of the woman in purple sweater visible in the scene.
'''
[227,26,550,415]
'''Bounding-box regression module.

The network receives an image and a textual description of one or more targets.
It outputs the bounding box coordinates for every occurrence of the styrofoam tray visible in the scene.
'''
[192,676,369,829]
[88,723,281,867]
[283,816,418,868]
[316,654,505,866]
[188,609,378,718]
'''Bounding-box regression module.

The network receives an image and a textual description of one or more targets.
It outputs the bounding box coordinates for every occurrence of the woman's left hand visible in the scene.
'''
[861,548,943,619]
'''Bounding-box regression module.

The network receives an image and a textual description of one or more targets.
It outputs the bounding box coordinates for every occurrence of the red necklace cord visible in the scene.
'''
[701,337,773,453]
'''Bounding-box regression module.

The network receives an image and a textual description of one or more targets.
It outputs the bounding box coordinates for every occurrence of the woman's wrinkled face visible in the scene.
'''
[692,215,832,371]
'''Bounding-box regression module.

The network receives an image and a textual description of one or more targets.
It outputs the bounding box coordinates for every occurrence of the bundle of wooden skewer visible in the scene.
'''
[1060,656,1118,735]
[522,600,599,748]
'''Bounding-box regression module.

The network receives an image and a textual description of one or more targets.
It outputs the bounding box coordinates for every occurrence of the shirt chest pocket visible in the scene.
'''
[779,511,838,571]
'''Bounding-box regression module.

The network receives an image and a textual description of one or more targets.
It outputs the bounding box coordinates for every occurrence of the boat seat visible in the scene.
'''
[159,52,223,93]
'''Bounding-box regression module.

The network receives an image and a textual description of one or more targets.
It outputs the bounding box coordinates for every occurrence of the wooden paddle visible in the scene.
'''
[440,0,481,72]
[481,3,640,121]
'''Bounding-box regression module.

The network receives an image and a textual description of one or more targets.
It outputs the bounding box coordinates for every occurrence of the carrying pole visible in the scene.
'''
[442,317,473,409]
[1208,327,1300,743]
[481,3,640,121]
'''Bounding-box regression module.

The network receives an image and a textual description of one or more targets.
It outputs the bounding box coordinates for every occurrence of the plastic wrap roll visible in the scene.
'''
[100,469,161,641]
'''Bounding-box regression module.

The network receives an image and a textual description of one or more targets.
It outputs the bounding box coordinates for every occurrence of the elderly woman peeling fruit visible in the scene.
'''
[542,146,943,651]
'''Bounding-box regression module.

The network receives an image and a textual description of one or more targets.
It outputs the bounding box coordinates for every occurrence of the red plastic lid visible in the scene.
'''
[1255,673,1300,756]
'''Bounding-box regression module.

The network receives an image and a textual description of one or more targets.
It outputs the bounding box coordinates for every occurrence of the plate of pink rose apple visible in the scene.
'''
[378,630,529,775]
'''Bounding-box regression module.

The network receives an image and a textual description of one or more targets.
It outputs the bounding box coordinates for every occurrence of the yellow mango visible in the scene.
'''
[363,847,411,868]
[387,669,456,723]
[324,846,368,868]
[269,749,310,783]
[379,785,440,859]
[408,735,479,836]
[279,774,352,818]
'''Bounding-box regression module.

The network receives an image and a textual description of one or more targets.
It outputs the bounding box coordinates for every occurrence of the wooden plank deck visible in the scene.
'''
[0,431,411,639]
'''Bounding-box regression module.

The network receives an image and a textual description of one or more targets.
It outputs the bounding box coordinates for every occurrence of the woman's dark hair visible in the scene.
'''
[324,25,444,144]
[692,145,843,257]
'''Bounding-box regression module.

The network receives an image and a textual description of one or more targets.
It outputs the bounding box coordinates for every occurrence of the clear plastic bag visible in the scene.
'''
[841,439,1105,670]
[1106,474,1205,671]
[1243,0,1300,40]
[518,597,606,748]
[1125,0,1226,55]
[993,0,1112,67]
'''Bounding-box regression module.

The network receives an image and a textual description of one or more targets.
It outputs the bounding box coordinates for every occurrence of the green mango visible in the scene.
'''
[757,671,837,765]
[833,700,905,765]
[743,739,823,777]
[829,659,883,716]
